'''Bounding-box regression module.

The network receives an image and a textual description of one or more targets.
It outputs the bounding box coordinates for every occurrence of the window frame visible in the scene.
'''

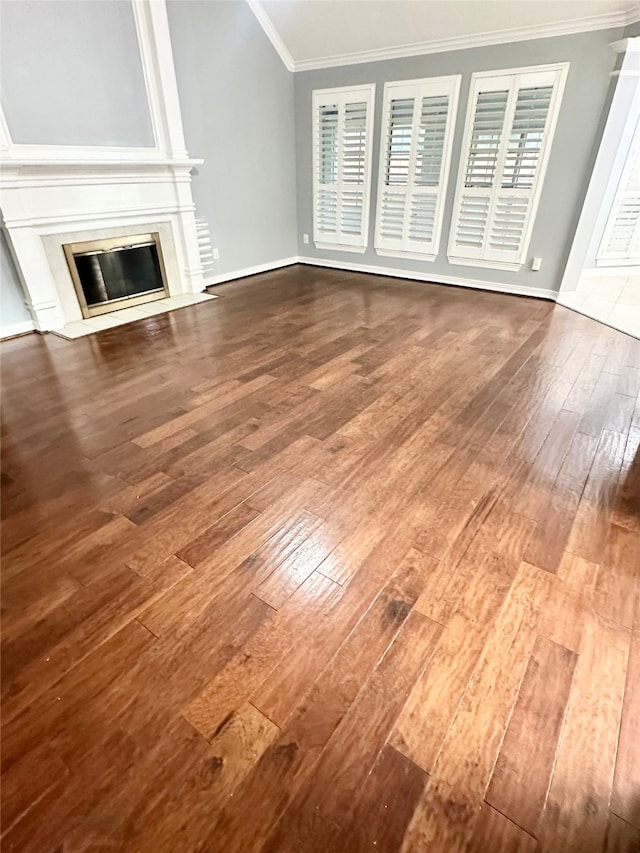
[597,116,640,266]
[374,74,461,262]
[312,83,376,254]
[447,62,569,272]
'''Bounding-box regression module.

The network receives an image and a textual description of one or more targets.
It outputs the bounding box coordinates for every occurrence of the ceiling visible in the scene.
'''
[250,0,638,70]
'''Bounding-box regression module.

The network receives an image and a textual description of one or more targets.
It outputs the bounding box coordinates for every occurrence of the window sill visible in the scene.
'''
[375,249,436,263]
[314,242,367,254]
[447,255,523,273]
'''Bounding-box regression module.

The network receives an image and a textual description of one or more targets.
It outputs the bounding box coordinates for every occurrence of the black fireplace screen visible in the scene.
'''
[73,241,164,308]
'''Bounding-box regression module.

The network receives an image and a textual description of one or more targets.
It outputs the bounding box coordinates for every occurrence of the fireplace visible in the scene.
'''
[63,233,169,319]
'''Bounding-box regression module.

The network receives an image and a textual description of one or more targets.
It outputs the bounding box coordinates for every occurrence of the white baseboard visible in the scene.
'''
[204,256,299,287]
[297,256,558,301]
[202,253,558,302]
[1,319,35,340]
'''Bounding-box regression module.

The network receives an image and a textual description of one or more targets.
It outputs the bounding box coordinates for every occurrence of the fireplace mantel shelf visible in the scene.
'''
[0,156,204,170]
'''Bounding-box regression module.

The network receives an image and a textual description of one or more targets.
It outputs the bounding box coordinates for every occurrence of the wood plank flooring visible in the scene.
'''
[1,265,639,852]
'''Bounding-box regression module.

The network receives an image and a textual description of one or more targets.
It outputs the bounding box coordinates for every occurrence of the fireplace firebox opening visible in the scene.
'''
[63,233,169,319]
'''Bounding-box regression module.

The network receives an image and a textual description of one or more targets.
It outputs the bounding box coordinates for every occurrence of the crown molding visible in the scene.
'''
[246,0,295,72]
[289,8,639,72]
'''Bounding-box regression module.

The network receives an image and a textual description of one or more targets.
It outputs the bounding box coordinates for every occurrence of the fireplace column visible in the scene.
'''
[3,220,65,331]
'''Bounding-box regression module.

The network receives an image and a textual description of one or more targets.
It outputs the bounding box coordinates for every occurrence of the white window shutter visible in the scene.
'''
[598,118,640,265]
[448,64,568,272]
[375,76,460,261]
[452,88,509,261]
[312,85,375,253]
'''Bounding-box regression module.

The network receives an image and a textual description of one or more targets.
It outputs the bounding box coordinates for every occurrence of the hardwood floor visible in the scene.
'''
[1,265,638,852]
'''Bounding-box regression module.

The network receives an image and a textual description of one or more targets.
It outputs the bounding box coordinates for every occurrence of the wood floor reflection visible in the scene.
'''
[1,265,638,852]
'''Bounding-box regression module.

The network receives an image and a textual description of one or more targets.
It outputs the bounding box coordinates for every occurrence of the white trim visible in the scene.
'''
[0,320,35,340]
[131,0,188,157]
[448,62,569,271]
[0,103,13,153]
[376,249,436,263]
[456,61,571,80]
[297,256,557,300]
[374,74,460,262]
[0,148,189,165]
[1,158,202,182]
[4,203,199,231]
[312,84,376,253]
[596,116,640,264]
[0,0,187,161]
[447,256,523,273]
[611,37,640,54]
[290,10,638,72]
[312,83,378,96]
[588,264,640,274]
[559,38,640,295]
[314,242,367,254]
[206,255,558,300]
[204,256,299,286]
[245,0,295,72]
[597,257,640,267]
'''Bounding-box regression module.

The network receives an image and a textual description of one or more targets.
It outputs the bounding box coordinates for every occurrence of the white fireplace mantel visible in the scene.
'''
[0,0,207,332]
[0,156,206,330]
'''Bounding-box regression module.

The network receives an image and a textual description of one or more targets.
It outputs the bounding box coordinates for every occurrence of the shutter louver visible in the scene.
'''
[489,197,530,251]
[313,85,375,252]
[375,76,460,261]
[598,119,640,265]
[455,195,490,248]
[502,86,553,189]
[452,89,508,261]
[464,90,508,188]
[449,64,568,271]
[341,102,367,237]
[604,198,640,256]
[379,98,414,241]
[195,218,214,277]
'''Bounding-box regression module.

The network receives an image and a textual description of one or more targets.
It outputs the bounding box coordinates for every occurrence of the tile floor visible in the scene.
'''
[557,270,640,339]
[53,292,218,340]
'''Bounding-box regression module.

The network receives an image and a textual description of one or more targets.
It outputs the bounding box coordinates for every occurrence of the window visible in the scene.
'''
[448,63,568,272]
[374,75,460,261]
[597,118,640,266]
[312,84,376,252]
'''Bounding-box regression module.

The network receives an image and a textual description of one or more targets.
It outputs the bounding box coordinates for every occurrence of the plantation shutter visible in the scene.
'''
[448,64,568,271]
[313,85,376,252]
[375,76,460,260]
[598,119,640,265]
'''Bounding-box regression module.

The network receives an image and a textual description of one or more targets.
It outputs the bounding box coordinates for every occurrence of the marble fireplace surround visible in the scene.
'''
[0,0,206,333]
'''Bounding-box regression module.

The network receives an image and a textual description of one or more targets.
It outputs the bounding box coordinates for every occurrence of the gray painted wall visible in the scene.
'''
[167,0,298,278]
[0,232,30,328]
[294,28,624,294]
[0,0,154,147]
